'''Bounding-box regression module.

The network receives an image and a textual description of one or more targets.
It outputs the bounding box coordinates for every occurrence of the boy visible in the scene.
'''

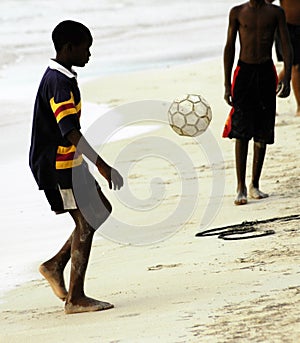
[222,0,292,205]
[269,0,300,116]
[29,20,123,314]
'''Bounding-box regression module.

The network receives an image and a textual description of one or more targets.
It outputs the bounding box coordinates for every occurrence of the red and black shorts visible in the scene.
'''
[223,60,278,144]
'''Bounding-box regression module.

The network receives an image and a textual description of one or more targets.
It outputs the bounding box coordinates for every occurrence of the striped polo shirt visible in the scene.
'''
[29,59,84,189]
[48,60,83,169]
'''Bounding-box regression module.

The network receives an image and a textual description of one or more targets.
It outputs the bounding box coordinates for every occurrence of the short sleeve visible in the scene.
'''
[49,80,81,137]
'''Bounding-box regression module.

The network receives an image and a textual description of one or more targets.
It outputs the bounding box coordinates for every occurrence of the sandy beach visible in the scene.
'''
[1,58,300,342]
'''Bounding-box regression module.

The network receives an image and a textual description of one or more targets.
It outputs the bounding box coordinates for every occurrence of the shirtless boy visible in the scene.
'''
[269,0,300,116]
[29,20,123,314]
[222,0,292,205]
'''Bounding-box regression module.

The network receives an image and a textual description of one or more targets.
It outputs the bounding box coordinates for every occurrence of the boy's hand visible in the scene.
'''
[110,168,124,190]
[276,79,291,98]
[224,86,233,106]
[97,163,123,190]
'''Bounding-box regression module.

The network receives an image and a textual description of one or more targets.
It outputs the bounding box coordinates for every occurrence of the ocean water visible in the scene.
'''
[0,0,239,102]
[0,0,238,298]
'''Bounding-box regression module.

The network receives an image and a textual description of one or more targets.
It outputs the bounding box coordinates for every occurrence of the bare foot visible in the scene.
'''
[65,296,114,314]
[39,263,68,301]
[249,184,269,199]
[234,188,247,205]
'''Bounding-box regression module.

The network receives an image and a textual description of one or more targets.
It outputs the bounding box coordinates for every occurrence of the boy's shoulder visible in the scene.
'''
[37,61,81,106]
[39,61,79,99]
[229,3,247,18]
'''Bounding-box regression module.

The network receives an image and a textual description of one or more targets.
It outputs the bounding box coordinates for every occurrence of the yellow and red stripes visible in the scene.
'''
[50,92,82,169]
[56,145,83,169]
[50,92,81,124]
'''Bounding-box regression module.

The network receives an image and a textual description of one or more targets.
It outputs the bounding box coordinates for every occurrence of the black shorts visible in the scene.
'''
[222,60,277,144]
[44,168,77,213]
[275,23,300,65]
[44,162,112,229]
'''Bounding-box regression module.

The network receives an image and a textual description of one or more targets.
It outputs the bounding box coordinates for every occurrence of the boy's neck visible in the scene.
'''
[249,0,265,7]
[53,58,73,72]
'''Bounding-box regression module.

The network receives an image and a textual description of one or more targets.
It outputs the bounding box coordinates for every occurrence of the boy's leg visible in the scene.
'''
[39,234,72,301]
[40,184,113,309]
[249,141,268,199]
[65,208,113,314]
[292,65,300,116]
[234,139,248,205]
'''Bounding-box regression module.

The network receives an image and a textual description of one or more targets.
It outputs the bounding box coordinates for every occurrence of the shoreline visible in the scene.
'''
[1,57,300,342]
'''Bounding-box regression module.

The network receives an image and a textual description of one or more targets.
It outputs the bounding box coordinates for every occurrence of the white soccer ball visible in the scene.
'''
[168,94,212,137]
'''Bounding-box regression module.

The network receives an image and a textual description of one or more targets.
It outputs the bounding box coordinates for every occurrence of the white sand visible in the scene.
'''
[1,58,300,342]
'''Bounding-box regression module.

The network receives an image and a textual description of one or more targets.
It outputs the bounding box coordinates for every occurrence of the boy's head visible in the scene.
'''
[52,20,93,67]
[52,20,93,52]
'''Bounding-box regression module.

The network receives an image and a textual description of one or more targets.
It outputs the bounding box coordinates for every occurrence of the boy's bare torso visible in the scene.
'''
[234,2,280,63]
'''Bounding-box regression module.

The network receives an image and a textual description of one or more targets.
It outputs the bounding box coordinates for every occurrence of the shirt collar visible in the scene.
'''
[49,59,77,79]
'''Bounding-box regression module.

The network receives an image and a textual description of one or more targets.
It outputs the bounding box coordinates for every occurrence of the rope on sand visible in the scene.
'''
[195,214,300,240]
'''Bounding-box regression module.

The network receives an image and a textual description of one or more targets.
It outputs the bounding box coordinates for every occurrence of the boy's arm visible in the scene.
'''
[67,128,123,190]
[276,7,292,98]
[223,7,239,106]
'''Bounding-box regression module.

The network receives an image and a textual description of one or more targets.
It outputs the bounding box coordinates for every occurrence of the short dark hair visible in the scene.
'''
[52,20,93,52]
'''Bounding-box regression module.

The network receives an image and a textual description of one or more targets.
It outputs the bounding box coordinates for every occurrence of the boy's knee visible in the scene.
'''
[80,223,94,241]
[254,141,266,149]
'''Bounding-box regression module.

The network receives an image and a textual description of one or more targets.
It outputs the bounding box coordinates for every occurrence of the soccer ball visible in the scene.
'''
[168,94,212,137]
